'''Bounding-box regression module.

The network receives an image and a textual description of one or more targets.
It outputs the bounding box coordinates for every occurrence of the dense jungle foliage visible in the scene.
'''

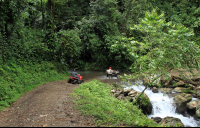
[1,0,200,114]
[1,0,200,71]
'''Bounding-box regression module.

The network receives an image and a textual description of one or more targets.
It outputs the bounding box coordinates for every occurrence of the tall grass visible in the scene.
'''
[70,79,161,127]
[0,61,69,111]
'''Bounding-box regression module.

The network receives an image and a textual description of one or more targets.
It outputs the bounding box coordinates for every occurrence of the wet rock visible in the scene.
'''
[152,87,158,93]
[123,89,131,96]
[116,90,123,94]
[187,101,198,110]
[196,101,200,110]
[136,92,152,115]
[173,87,186,93]
[117,94,124,100]
[111,88,152,115]
[174,93,192,113]
[160,116,184,127]
[196,101,200,118]
[172,80,185,88]
[128,91,137,97]
[196,109,200,118]
[113,90,123,98]
[187,101,199,115]
[159,88,172,94]
[167,93,180,98]
[151,117,162,123]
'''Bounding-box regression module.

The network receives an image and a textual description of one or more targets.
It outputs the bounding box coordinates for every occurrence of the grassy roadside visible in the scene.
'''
[70,79,162,127]
[0,61,69,111]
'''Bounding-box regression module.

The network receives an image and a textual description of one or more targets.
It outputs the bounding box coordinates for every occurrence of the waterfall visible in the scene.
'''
[122,80,199,127]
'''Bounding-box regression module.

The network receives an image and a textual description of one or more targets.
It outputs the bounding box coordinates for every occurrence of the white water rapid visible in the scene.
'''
[122,80,199,127]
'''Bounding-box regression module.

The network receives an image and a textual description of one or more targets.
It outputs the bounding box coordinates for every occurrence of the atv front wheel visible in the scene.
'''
[72,80,78,84]
[68,78,71,83]
[77,80,81,84]
[78,80,84,84]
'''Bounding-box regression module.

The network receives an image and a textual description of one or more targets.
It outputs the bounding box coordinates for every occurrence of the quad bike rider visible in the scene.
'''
[68,69,84,84]
[106,67,119,78]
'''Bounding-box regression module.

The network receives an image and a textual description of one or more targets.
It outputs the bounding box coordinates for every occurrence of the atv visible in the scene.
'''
[68,75,84,84]
[106,69,119,78]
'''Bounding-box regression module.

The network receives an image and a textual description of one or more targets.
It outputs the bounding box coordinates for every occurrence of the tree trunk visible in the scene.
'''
[133,86,148,105]
[41,0,44,27]
[48,0,54,20]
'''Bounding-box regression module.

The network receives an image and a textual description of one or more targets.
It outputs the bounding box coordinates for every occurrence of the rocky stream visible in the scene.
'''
[79,70,200,127]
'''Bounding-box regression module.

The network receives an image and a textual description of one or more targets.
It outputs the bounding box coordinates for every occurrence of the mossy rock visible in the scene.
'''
[136,92,152,115]
[182,87,197,94]
[160,116,184,127]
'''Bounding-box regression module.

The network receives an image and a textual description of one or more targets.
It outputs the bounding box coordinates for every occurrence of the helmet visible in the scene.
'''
[73,69,76,71]
[109,67,111,69]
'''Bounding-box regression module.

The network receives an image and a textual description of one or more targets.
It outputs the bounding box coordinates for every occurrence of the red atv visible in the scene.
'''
[68,75,84,84]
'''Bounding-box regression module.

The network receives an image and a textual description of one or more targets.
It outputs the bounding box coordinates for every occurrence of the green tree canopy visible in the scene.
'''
[119,9,200,82]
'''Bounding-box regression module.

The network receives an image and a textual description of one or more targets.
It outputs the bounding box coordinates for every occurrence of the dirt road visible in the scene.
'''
[0,80,95,127]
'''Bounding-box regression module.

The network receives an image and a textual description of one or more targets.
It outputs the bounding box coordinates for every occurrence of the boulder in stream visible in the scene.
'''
[174,93,192,113]
[152,87,158,93]
[151,117,162,123]
[123,88,131,96]
[159,88,172,94]
[187,101,199,115]
[128,90,137,97]
[135,92,152,115]
[173,87,186,93]
[195,101,200,118]
[111,88,152,115]
[187,101,198,110]
[159,116,184,127]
